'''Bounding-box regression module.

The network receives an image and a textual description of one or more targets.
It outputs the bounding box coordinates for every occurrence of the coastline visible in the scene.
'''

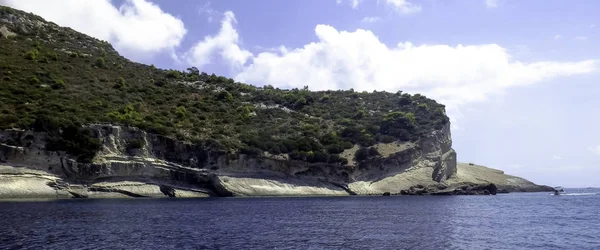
[0,163,553,200]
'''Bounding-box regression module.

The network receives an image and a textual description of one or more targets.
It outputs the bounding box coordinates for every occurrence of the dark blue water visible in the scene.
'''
[1,189,599,250]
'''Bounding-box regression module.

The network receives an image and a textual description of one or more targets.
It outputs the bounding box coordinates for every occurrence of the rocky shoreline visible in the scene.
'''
[0,163,553,199]
[0,125,553,200]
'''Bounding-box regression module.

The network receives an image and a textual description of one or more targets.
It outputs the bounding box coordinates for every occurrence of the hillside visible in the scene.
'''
[0,6,448,165]
[0,5,552,198]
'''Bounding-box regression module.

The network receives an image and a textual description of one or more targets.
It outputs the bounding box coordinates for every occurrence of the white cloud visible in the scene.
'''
[337,0,421,14]
[183,11,252,69]
[554,34,562,40]
[575,36,588,41]
[198,1,220,23]
[361,16,382,23]
[588,145,600,155]
[174,13,597,124]
[336,0,362,9]
[485,0,499,8]
[0,0,187,57]
[232,25,597,120]
[590,24,597,28]
[552,155,563,160]
[383,0,422,14]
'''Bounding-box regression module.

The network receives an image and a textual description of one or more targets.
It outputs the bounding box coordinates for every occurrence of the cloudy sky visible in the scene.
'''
[2,0,599,187]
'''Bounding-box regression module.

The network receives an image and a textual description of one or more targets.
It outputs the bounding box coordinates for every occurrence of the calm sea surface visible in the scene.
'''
[1,188,599,250]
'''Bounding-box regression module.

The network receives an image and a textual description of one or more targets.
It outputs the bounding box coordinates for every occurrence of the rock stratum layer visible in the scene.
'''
[0,125,552,199]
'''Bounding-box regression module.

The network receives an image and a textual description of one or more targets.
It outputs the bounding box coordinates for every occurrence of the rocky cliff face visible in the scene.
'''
[0,123,468,198]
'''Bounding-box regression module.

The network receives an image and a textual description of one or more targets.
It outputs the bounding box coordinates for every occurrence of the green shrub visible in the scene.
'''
[24,49,39,60]
[166,70,181,79]
[289,151,307,161]
[327,154,348,165]
[48,51,58,61]
[94,57,106,68]
[354,147,380,162]
[51,78,65,89]
[35,117,101,163]
[241,147,262,155]
[154,78,166,86]
[218,91,233,101]
[33,40,42,50]
[307,151,328,163]
[28,76,40,84]
[113,77,126,89]
[355,147,370,162]
[126,139,145,151]
[175,106,187,119]
[326,144,345,154]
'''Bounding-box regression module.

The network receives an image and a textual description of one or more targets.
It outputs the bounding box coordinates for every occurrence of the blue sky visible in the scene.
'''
[2,0,600,187]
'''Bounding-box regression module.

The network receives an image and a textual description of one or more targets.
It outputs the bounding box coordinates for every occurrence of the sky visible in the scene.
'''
[1,0,599,187]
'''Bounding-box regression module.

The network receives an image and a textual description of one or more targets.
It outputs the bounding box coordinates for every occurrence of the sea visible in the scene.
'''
[0,188,599,250]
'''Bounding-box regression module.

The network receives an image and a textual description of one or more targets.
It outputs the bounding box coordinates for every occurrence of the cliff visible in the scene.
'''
[0,124,551,199]
[0,5,553,198]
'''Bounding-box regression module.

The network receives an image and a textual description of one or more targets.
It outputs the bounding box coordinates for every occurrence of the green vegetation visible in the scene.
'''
[125,138,145,155]
[355,147,380,162]
[94,57,106,68]
[0,6,449,164]
[24,48,39,60]
[114,77,126,89]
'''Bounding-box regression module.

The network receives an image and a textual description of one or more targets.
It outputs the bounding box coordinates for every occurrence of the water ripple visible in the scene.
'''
[0,190,599,249]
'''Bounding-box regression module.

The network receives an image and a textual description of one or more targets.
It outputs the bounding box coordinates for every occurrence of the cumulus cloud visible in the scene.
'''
[0,0,186,57]
[233,25,597,118]
[336,0,421,14]
[575,36,588,41]
[186,14,596,123]
[183,11,252,69]
[485,0,499,8]
[383,0,422,14]
[336,0,362,9]
[361,17,382,23]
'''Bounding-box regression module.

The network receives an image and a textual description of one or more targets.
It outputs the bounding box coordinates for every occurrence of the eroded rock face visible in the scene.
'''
[0,25,16,38]
[0,123,466,198]
[347,123,457,195]
[400,183,498,196]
